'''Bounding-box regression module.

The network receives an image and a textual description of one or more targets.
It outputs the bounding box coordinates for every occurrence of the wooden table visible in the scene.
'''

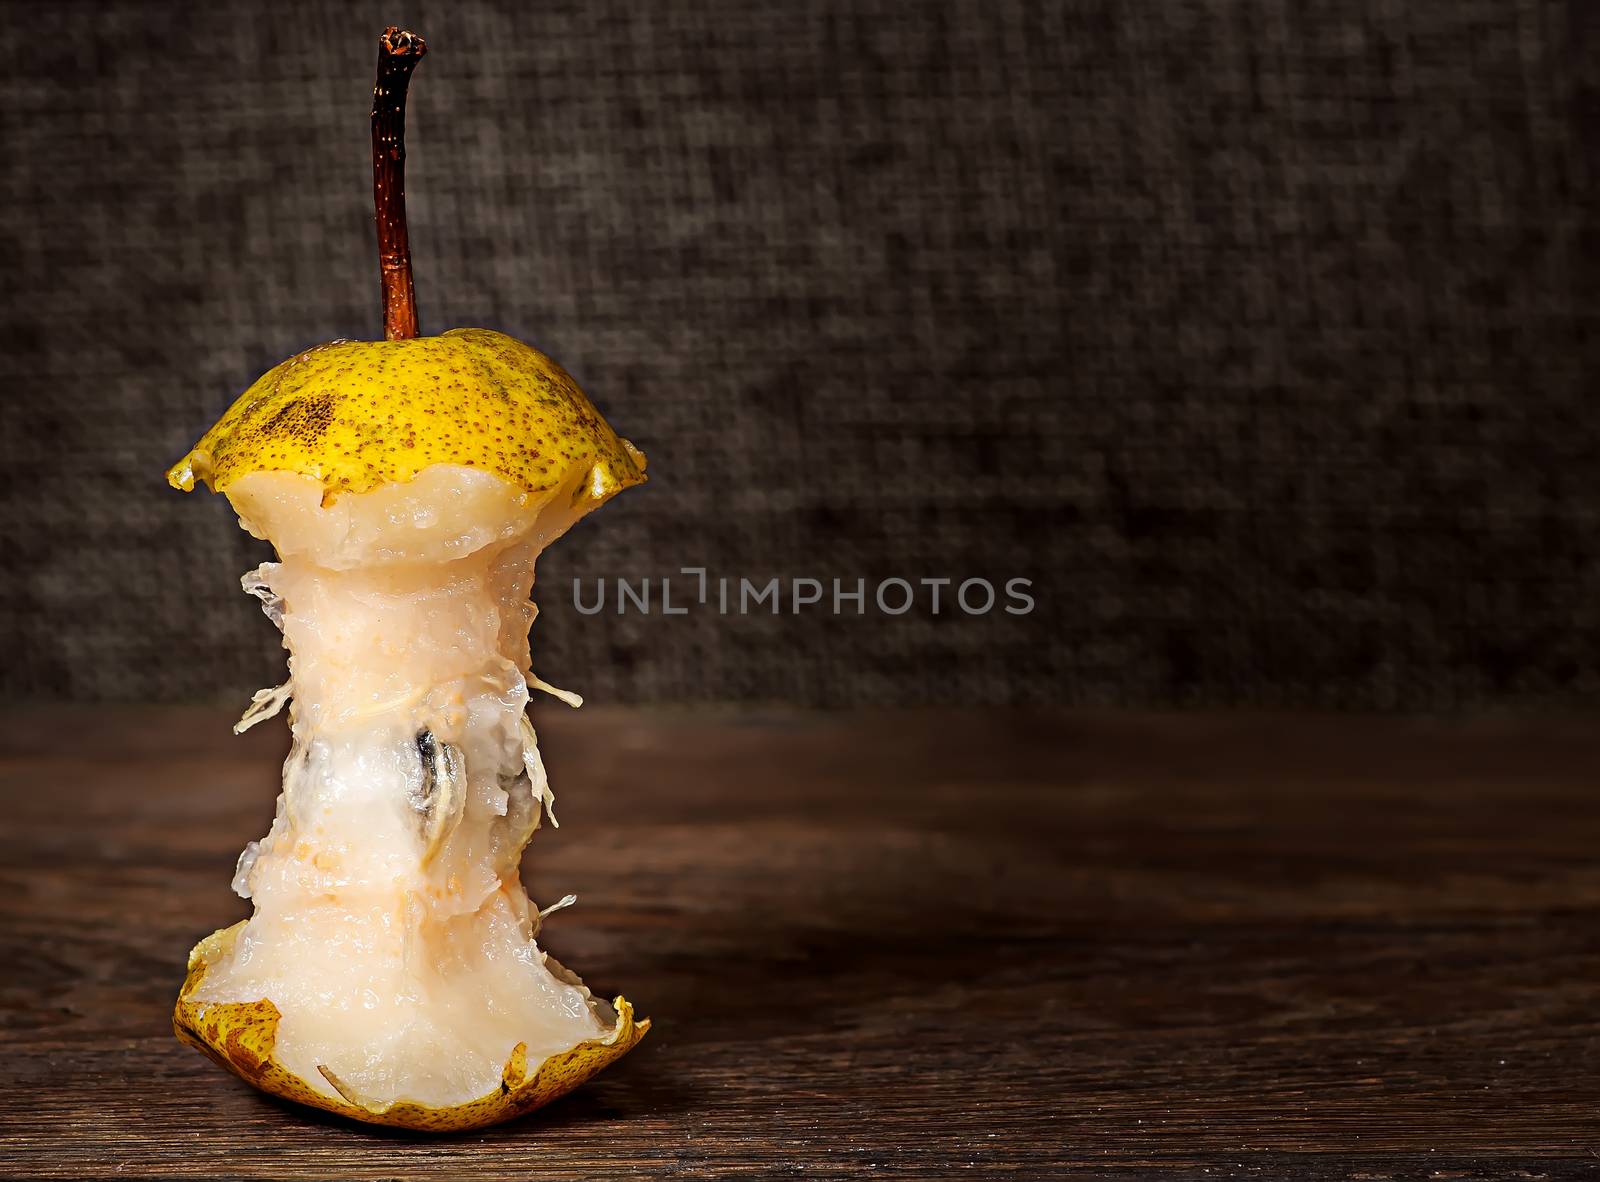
[3,706,1600,1179]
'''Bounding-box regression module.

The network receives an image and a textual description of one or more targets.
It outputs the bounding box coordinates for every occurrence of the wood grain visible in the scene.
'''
[3,706,1600,1179]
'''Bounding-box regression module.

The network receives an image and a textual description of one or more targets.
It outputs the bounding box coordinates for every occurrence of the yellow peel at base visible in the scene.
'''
[174,923,650,1131]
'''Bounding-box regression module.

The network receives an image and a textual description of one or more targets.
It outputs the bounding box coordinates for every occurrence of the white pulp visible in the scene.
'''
[192,464,614,1109]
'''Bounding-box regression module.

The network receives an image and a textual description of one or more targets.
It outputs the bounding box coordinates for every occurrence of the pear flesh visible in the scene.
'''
[191,463,615,1109]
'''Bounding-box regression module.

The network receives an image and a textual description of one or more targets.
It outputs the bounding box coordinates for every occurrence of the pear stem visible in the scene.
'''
[372,27,426,341]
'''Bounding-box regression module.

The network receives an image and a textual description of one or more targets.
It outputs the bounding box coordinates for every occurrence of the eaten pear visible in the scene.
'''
[168,27,649,1131]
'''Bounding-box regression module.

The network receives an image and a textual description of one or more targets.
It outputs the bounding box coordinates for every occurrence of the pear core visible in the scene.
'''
[177,462,647,1121]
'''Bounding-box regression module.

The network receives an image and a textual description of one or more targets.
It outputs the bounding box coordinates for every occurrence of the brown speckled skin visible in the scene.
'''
[173,923,650,1132]
[165,328,646,506]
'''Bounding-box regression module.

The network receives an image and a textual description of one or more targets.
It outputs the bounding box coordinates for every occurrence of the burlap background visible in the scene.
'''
[2,1,1594,709]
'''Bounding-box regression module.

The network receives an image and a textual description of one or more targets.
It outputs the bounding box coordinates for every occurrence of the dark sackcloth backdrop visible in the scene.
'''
[1,1,1595,709]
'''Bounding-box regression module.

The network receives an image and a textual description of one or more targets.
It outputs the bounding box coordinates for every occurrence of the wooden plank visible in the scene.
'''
[2,706,1600,1179]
